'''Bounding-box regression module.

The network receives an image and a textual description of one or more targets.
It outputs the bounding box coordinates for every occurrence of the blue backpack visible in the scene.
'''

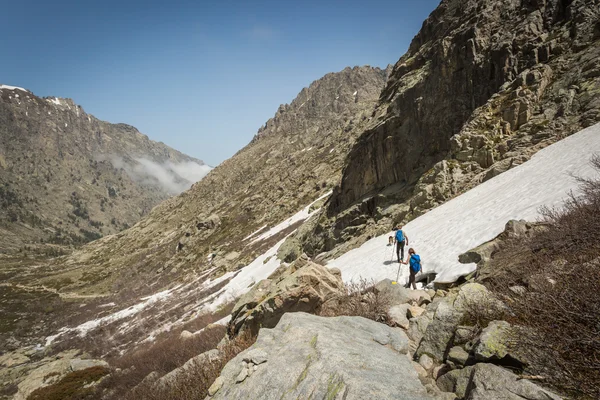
[395,230,405,242]
[409,254,421,272]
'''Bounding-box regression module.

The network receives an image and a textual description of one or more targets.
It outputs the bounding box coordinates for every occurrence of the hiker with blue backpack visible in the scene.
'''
[393,226,409,263]
[401,248,421,290]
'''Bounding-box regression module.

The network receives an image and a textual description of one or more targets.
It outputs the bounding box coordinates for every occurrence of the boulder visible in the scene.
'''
[374,279,432,306]
[473,321,525,367]
[464,363,561,399]
[408,305,427,319]
[209,312,432,399]
[416,283,496,363]
[453,326,478,346]
[436,366,473,399]
[419,354,434,371]
[70,358,109,371]
[407,312,433,343]
[415,293,461,362]
[447,346,469,366]
[389,304,411,329]
[228,259,344,337]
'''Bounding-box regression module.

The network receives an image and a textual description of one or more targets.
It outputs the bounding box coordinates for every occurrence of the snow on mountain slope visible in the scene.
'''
[44,191,330,346]
[328,122,600,284]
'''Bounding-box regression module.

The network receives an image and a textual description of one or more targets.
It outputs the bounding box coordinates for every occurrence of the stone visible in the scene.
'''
[374,279,432,306]
[415,293,461,362]
[447,346,469,366]
[408,305,426,319]
[208,376,224,396]
[412,361,429,382]
[416,283,497,362]
[464,363,561,399]
[432,364,451,380]
[211,312,431,399]
[70,358,109,372]
[179,330,194,340]
[388,304,411,329]
[436,366,473,399]
[13,350,80,400]
[235,367,248,383]
[407,312,433,344]
[473,321,522,365]
[0,352,29,368]
[453,326,477,346]
[243,349,268,365]
[228,260,344,337]
[419,354,434,371]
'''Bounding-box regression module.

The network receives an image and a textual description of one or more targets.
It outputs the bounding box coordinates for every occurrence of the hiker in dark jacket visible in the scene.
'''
[401,248,421,290]
[393,226,409,263]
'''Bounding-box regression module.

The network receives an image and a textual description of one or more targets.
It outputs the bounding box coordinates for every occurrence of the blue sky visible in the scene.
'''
[1,0,440,166]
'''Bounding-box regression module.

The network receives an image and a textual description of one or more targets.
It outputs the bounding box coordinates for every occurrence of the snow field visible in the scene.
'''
[328,122,600,285]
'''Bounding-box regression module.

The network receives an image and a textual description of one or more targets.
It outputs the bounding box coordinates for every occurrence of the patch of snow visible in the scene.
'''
[335,96,339,100]
[329,148,335,154]
[0,84,28,92]
[353,90,358,96]
[45,286,179,345]
[243,224,268,241]
[250,190,331,244]
[99,302,116,308]
[49,97,61,105]
[205,238,285,311]
[329,122,600,285]
[65,123,68,128]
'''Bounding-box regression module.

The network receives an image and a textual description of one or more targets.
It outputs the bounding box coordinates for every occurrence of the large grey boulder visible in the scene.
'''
[464,364,561,400]
[416,283,498,362]
[374,279,432,306]
[415,293,461,362]
[473,320,526,367]
[436,366,473,399]
[228,259,344,337]
[209,312,433,400]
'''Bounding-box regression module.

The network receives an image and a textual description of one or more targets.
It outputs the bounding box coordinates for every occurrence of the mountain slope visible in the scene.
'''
[0,85,209,253]
[294,0,600,259]
[21,66,388,296]
[328,122,600,284]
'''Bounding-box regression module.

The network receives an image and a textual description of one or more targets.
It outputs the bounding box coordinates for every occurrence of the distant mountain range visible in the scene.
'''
[0,85,209,253]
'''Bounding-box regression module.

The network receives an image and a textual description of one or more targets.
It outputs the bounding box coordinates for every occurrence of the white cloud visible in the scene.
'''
[105,155,211,194]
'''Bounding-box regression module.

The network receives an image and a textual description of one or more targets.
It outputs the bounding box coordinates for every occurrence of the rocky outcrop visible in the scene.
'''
[439,363,561,400]
[415,283,497,362]
[227,257,345,337]
[0,86,205,253]
[209,312,430,400]
[296,0,600,260]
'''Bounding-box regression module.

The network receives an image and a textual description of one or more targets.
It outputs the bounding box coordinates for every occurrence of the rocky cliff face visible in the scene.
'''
[23,66,388,296]
[295,0,600,259]
[0,86,207,253]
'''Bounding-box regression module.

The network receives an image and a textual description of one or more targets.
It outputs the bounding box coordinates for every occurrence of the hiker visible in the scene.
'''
[388,236,394,246]
[401,248,421,290]
[393,226,409,263]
